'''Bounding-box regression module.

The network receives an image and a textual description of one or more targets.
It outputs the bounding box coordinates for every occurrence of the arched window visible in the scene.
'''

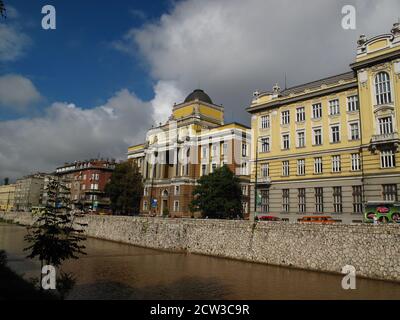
[375,72,392,105]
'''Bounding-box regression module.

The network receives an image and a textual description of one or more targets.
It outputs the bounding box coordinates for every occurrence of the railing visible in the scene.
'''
[371,132,399,143]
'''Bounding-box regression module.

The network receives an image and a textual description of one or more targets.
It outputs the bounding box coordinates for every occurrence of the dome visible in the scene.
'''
[184,89,213,104]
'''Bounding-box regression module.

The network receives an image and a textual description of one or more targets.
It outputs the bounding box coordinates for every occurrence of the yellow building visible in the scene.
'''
[0,184,16,212]
[247,23,400,223]
[128,89,251,218]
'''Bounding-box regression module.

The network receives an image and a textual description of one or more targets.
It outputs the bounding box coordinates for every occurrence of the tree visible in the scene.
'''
[190,165,243,219]
[0,1,6,19]
[24,177,87,298]
[105,161,143,215]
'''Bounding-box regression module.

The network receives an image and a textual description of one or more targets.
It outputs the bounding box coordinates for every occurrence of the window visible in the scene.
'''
[315,187,324,213]
[314,157,323,174]
[144,187,149,196]
[282,134,290,150]
[242,143,247,157]
[296,107,305,122]
[211,144,218,157]
[313,128,322,145]
[201,164,207,176]
[90,183,98,190]
[174,200,180,212]
[282,161,290,176]
[297,131,305,148]
[261,137,270,153]
[312,103,322,119]
[380,150,396,168]
[240,162,248,175]
[349,122,360,140]
[375,72,392,105]
[333,187,343,213]
[261,190,270,213]
[347,95,359,112]
[222,143,228,156]
[143,201,148,211]
[352,186,363,213]
[329,99,340,115]
[281,110,290,125]
[81,184,86,190]
[351,153,361,171]
[383,184,398,201]
[202,146,207,159]
[174,185,180,195]
[261,163,269,177]
[331,125,340,143]
[242,201,248,214]
[212,163,217,173]
[241,185,248,195]
[298,189,306,213]
[378,117,393,135]
[297,159,305,176]
[332,155,341,173]
[261,115,270,129]
[282,189,290,212]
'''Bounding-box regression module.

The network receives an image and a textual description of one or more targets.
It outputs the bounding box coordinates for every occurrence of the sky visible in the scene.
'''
[1,0,400,181]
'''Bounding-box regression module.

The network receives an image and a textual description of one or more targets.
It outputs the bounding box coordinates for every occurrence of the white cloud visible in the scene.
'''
[0,18,31,62]
[151,80,185,124]
[0,74,42,110]
[119,0,400,123]
[0,89,154,180]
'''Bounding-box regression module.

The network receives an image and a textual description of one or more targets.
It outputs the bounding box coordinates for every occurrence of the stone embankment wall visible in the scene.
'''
[1,211,399,282]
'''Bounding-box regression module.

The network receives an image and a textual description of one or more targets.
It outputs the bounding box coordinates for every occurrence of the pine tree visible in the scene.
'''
[24,177,87,297]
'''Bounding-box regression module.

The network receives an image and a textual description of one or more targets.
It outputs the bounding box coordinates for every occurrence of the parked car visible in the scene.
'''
[298,216,336,224]
[364,201,400,223]
[256,215,281,221]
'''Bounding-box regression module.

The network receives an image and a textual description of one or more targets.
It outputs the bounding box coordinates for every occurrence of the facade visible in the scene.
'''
[14,173,45,212]
[0,183,16,211]
[128,89,251,218]
[55,159,116,213]
[247,23,400,223]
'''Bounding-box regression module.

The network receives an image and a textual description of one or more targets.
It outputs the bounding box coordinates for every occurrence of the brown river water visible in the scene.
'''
[1,223,400,300]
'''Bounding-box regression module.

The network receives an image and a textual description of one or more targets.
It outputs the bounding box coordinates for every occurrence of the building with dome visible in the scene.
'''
[127,89,251,218]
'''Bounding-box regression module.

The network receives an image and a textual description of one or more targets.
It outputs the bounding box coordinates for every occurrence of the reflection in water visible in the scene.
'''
[1,223,400,300]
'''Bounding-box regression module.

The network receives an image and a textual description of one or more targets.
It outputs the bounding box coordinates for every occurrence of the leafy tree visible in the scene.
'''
[0,1,6,19]
[190,165,243,219]
[105,161,143,215]
[24,177,86,298]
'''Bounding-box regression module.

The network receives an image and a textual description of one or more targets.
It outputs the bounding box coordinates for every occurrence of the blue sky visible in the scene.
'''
[1,0,172,119]
[1,0,400,180]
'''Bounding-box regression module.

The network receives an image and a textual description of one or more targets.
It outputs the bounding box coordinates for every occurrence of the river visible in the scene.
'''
[1,223,399,300]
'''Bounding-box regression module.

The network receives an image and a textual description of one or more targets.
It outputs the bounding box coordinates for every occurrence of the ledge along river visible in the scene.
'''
[1,223,400,300]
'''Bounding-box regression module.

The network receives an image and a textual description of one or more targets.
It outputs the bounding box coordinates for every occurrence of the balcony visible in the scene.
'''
[257,177,271,186]
[370,132,400,152]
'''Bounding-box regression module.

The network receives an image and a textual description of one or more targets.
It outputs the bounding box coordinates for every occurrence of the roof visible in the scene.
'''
[279,71,355,97]
[184,89,213,104]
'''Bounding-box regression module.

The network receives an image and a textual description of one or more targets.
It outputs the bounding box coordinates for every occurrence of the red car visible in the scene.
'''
[256,215,281,221]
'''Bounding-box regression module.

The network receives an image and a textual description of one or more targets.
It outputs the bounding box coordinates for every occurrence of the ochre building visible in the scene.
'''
[0,184,16,211]
[247,23,400,223]
[128,89,251,218]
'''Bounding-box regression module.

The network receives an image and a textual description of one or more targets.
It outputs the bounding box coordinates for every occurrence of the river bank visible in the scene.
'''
[1,211,399,283]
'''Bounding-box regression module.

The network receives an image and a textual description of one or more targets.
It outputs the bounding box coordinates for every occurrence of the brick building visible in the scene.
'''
[55,159,116,213]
